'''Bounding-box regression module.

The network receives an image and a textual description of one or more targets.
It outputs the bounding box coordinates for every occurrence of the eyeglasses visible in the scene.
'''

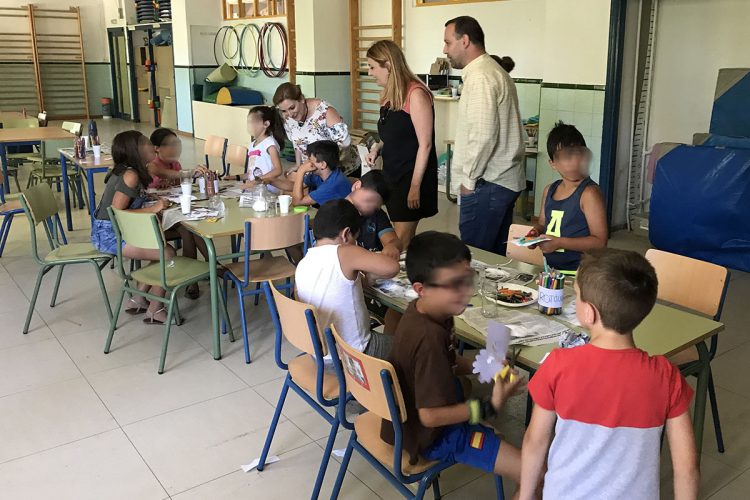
[425,274,475,291]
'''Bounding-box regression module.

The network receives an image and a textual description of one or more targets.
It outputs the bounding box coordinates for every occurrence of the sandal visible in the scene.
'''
[143,307,167,325]
[125,298,148,315]
[184,283,199,300]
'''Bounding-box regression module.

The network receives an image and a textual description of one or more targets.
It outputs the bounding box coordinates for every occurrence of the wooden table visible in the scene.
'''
[366,245,724,454]
[59,147,113,231]
[0,127,73,194]
[180,197,309,360]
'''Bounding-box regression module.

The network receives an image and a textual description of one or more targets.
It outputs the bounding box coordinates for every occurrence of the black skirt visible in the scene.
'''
[385,166,439,222]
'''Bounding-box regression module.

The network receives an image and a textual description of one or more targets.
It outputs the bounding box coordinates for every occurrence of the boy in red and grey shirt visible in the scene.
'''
[520,249,699,500]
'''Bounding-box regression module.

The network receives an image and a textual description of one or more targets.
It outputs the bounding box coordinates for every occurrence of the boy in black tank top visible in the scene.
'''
[527,122,608,272]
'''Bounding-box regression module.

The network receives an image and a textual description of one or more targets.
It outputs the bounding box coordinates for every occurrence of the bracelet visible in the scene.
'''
[468,399,481,425]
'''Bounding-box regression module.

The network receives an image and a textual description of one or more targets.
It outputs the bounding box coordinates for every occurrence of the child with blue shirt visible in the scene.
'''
[268,139,351,207]
[527,122,608,272]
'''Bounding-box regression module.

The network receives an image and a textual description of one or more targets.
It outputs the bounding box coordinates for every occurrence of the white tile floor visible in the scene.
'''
[0,119,749,499]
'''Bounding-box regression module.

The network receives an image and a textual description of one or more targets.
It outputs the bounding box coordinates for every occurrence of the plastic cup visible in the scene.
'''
[180,193,191,215]
[180,182,191,196]
[197,177,206,194]
[92,145,101,158]
[451,87,458,98]
[278,194,292,214]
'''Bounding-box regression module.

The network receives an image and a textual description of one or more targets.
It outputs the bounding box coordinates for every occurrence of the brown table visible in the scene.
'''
[0,127,73,195]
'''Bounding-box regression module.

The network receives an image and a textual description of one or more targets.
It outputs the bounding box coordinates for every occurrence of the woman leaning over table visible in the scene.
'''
[272,82,358,175]
[365,40,438,249]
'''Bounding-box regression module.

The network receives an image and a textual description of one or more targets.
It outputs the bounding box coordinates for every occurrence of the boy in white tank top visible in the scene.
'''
[295,199,400,359]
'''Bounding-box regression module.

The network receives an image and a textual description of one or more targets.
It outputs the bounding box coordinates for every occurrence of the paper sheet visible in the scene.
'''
[460,306,575,347]
[241,455,280,472]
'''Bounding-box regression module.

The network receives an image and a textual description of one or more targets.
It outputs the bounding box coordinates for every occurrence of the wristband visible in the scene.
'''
[468,399,481,425]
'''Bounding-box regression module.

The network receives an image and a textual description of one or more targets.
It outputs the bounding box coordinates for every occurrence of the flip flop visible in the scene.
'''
[143,307,167,325]
[125,298,148,315]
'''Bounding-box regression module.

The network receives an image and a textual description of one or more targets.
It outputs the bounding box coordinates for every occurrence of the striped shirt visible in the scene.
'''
[452,53,525,193]
[528,344,694,499]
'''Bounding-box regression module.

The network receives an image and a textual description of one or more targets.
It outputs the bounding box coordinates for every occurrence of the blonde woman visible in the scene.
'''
[365,40,438,249]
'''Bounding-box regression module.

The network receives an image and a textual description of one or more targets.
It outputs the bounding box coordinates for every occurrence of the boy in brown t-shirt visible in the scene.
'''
[380,231,525,488]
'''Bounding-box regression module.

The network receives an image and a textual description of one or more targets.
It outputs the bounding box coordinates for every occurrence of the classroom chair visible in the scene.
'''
[19,184,112,334]
[645,249,730,453]
[204,134,228,175]
[323,326,506,500]
[257,281,344,500]
[221,212,309,363]
[506,224,544,267]
[0,172,23,257]
[225,143,249,176]
[27,137,87,208]
[105,207,233,374]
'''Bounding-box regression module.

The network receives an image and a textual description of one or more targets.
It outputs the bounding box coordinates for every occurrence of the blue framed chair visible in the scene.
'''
[0,172,23,257]
[19,184,112,334]
[221,212,309,363]
[323,326,505,500]
[256,281,346,499]
[646,249,730,453]
[204,134,227,174]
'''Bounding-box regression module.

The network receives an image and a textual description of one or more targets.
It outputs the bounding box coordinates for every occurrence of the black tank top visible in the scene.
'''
[377,83,438,183]
[543,177,596,271]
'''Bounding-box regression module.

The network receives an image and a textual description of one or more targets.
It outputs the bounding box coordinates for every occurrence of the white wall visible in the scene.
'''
[647,0,750,147]
[0,0,109,62]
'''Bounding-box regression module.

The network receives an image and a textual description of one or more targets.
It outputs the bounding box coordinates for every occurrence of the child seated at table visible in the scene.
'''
[381,231,526,494]
[295,199,399,359]
[147,128,207,189]
[146,127,208,298]
[519,249,698,500]
[346,170,402,260]
[268,140,351,207]
[225,106,285,190]
[527,122,607,272]
[92,130,173,324]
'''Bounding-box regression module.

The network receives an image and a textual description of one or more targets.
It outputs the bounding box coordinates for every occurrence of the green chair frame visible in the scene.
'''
[1,117,40,191]
[105,207,234,374]
[19,183,113,334]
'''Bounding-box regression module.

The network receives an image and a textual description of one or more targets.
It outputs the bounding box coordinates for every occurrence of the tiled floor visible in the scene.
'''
[0,119,748,499]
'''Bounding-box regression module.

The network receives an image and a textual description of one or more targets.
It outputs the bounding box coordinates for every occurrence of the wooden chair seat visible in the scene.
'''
[288,354,339,400]
[222,256,296,283]
[353,411,439,475]
[0,199,22,213]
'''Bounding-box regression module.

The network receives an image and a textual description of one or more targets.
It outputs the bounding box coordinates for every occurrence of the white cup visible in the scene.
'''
[180,193,191,215]
[83,136,90,149]
[197,177,206,194]
[92,145,101,158]
[278,194,292,214]
[180,182,192,197]
[451,86,458,98]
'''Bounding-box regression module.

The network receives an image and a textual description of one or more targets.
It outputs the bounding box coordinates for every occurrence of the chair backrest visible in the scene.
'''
[204,134,227,158]
[245,212,307,252]
[21,183,59,225]
[225,144,248,175]
[645,249,729,320]
[1,117,38,129]
[329,325,407,423]
[507,224,544,266]
[61,121,82,135]
[110,208,163,250]
[267,280,327,357]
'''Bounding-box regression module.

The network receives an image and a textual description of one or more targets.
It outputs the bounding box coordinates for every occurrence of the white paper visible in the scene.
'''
[461,306,575,347]
[332,449,347,458]
[540,352,551,364]
[241,455,280,472]
[472,321,511,383]
[511,236,551,247]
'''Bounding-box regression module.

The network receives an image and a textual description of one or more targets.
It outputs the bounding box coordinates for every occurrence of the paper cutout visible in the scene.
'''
[242,455,280,472]
[472,321,511,384]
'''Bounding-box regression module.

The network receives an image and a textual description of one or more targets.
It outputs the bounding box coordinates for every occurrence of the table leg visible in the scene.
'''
[60,154,73,231]
[205,237,221,360]
[0,144,9,194]
[693,341,710,456]
[445,143,456,203]
[86,169,96,227]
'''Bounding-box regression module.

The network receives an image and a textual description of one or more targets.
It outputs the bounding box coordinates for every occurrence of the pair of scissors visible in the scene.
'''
[495,346,520,383]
